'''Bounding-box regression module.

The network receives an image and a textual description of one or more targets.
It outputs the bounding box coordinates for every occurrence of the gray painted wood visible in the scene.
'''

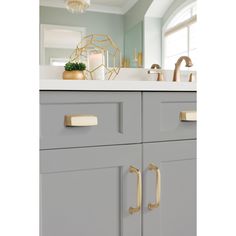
[143,92,196,142]
[40,144,142,236]
[143,140,196,236]
[40,91,141,149]
[40,91,197,236]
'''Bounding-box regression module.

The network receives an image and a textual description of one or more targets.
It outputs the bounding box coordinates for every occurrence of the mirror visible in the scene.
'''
[40,24,86,65]
[40,0,197,70]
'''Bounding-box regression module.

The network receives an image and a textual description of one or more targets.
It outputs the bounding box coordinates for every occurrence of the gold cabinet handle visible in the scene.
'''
[148,163,161,210]
[180,111,197,122]
[129,166,142,214]
[64,115,98,127]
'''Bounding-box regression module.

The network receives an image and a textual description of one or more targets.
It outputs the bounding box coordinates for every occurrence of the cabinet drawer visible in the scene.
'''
[40,91,141,149]
[143,92,196,142]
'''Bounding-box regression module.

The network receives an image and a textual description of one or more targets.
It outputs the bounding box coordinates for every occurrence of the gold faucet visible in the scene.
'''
[148,64,164,81]
[173,56,193,82]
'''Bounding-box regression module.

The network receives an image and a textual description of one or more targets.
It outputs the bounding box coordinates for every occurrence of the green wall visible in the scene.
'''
[124,0,153,31]
[40,6,124,55]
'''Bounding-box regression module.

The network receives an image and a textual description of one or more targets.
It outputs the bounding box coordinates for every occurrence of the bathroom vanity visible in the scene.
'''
[40,80,196,236]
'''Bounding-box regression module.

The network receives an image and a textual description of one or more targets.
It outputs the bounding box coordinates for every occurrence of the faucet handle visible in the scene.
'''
[157,72,164,81]
[189,73,196,82]
[148,70,164,81]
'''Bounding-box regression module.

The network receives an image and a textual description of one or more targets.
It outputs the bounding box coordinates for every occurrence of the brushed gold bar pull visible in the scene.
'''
[64,115,98,127]
[129,166,142,214]
[180,111,197,122]
[148,163,161,210]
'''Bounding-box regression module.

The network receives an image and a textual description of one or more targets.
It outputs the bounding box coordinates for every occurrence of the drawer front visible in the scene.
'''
[143,92,196,142]
[40,91,141,149]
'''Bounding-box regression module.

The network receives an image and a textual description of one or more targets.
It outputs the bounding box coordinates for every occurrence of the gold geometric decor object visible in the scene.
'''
[69,34,121,80]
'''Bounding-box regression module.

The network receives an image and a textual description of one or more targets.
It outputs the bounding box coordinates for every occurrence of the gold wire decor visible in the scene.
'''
[69,34,121,80]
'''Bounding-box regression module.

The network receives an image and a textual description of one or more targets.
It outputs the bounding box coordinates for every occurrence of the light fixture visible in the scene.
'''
[65,0,91,13]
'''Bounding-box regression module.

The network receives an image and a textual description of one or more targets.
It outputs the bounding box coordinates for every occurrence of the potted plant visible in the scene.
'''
[63,62,87,80]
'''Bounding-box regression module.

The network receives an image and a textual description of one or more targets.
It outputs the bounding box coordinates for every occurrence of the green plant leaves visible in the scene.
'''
[64,62,86,71]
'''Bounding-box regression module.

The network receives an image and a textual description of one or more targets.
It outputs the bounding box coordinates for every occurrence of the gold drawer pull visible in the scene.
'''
[180,111,197,122]
[148,163,161,210]
[129,166,142,214]
[64,115,98,127]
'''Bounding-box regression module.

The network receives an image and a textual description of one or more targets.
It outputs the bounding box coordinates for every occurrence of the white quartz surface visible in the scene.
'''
[40,80,196,91]
[40,66,197,91]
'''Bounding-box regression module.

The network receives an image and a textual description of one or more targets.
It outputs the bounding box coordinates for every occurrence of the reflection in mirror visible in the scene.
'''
[40,0,197,70]
[162,1,197,70]
[124,22,143,68]
[40,24,86,65]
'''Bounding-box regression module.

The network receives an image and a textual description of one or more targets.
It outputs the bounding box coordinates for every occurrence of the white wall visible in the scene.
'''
[144,17,162,68]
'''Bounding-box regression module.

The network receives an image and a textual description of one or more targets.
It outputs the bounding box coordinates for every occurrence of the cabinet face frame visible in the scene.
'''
[40,144,142,236]
[142,140,196,236]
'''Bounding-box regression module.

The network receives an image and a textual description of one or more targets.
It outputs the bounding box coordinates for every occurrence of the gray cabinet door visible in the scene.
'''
[143,140,196,236]
[40,144,142,236]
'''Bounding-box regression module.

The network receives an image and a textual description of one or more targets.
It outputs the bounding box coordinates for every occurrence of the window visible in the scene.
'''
[163,2,197,70]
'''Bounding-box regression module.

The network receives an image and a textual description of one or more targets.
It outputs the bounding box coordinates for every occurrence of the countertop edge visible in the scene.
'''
[39,80,197,91]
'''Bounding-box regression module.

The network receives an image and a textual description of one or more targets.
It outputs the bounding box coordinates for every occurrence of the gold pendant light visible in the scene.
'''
[65,0,91,13]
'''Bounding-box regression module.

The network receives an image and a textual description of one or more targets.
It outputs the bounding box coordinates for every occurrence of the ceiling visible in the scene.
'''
[40,0,139,14]
[91,0,128,7]
[145,0,175,17]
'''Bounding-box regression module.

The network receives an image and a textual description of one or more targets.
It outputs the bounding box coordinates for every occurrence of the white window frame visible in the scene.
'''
[162,0,197,68]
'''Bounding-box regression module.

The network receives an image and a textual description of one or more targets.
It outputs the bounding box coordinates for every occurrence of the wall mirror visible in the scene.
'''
[40,0,197,70]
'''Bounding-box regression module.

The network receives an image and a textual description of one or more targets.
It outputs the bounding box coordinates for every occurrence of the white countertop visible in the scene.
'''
[40,80,197,91]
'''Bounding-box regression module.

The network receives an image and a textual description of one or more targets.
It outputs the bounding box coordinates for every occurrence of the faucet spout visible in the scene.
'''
[173,56,193,82]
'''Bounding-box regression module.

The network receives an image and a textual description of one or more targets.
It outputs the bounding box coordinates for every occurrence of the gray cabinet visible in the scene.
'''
[41,144,142,236]
[40,91,196,236]
[143,140,196,236]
